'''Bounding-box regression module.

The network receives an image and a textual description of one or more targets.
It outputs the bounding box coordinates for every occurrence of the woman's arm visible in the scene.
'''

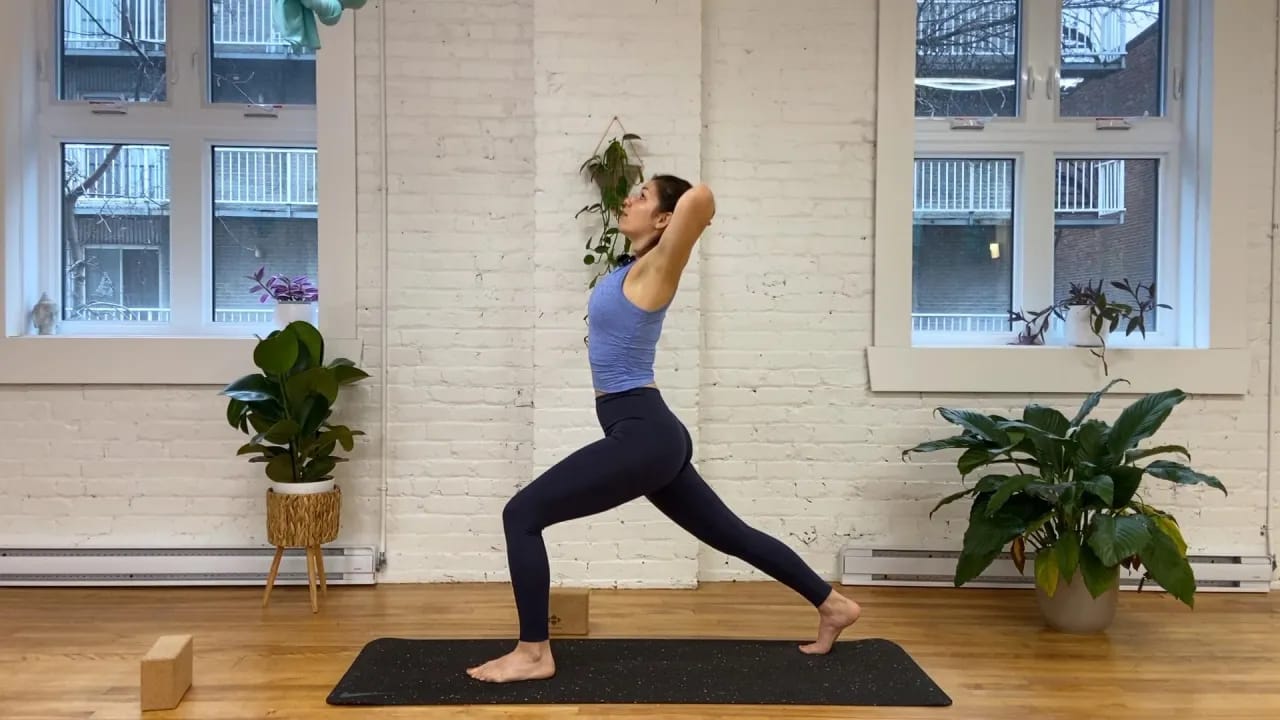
[653,184,715,275]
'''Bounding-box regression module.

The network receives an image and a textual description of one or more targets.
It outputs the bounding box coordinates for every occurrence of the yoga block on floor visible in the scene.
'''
[548,588,589,636]
[140,634,192,711]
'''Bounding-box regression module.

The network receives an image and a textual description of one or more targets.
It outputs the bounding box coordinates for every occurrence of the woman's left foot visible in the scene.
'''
[466,641,555,683]
[799,589,861,655]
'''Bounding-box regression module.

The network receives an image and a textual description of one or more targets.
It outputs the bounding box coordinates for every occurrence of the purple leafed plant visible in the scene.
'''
[246,266,318,303]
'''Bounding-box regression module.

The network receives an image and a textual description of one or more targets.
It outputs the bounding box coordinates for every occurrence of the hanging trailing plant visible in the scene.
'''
[576,121,643,289]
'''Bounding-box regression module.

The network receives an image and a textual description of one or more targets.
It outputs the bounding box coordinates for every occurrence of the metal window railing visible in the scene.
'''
[64,0,298,51]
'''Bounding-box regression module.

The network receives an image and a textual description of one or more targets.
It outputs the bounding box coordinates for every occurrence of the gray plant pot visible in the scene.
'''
[1035,567,1119,634]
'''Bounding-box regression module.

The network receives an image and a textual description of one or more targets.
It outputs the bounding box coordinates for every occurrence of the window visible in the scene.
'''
[870,0,1259,395]
[39,0,317,336]
[911,0,1184,347]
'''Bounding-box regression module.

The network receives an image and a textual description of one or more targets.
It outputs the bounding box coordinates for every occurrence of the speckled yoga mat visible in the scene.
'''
[326,637,952,706]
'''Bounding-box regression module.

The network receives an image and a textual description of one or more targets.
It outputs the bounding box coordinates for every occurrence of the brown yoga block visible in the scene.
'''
[140,634,192,711]
[548,588,589,635]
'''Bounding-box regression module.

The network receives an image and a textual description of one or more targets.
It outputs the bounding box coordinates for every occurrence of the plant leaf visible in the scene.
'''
[1070,378,1130,427]
[1057,529,1081,579]
[957,447,996,476]
[935,408,1011,446]
[985,474,1036,516]
[1147,513,1188,556]
[254,330,299,376]
[1077,543,1118,598]
[1011,536,1027,574]
[928,486,978,518]
[262,418,301,445]
[220,374,280,403]
[954,493,1049,586]
[1141,523,1197,607]
[1143,460,1228,495]
[288,320,324,367]
[901,435,982,459]
[1035,544,1060,596]
[1125,444,1190,463]
[1087,513,1153,567]
[1108,466,1143,509]
[265,453,296,483]
[1080,474,1115,507]
[1105,389,1187,458]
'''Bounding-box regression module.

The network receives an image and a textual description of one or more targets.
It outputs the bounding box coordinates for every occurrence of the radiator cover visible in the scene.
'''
[0,546,378,586]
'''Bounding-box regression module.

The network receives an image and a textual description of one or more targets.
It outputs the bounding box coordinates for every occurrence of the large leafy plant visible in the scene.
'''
[902,380,1226,607]
[220,321,370,484]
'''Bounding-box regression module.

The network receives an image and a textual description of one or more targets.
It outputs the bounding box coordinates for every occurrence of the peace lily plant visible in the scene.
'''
[903,380,1227,632]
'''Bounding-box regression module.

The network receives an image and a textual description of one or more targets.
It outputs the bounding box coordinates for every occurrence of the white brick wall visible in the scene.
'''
[2,0,1277,587]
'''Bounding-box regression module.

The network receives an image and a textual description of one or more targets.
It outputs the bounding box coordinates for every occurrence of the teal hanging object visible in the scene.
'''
[273,0,367,50]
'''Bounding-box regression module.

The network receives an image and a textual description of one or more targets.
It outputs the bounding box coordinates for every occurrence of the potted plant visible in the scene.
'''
[1061,278,1166,348]
[220,320,369,495]
[247,266,319,329]
[902,379,1227,633]
[576,129,644,289]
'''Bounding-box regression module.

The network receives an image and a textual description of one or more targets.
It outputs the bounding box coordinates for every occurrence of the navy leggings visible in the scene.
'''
[502,387,834,642]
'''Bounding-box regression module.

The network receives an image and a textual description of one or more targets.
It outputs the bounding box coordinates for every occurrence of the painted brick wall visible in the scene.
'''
[2,0,1276,587]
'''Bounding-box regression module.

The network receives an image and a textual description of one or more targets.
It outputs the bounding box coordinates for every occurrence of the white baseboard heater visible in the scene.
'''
[841,546,1274,593]
[0,546,378,587]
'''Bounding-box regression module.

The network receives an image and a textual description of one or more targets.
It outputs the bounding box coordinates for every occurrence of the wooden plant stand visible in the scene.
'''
[263,487,341,613]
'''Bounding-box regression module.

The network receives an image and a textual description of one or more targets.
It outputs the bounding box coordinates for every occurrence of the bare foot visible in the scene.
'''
[466,641,556,683]
[799,589,861,655]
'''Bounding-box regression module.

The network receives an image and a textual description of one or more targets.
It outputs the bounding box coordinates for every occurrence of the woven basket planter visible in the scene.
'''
[266,486,341,546]
[263,487,341,612]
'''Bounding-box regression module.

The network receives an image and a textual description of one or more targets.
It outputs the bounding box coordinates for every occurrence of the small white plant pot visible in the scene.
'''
[269,478,335,495]
[273,301,316,329]
[1064,305,1104,347]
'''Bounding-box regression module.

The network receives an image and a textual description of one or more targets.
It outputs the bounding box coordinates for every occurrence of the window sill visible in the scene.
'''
[866,345,1249,395]
[0,335,364,385]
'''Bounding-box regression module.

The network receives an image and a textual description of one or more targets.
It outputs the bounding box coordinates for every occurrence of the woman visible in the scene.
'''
[466,175,861,683]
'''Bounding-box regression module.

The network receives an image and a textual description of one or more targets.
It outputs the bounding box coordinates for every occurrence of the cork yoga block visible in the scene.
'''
[140,634,192,711]
[548,588,590,636]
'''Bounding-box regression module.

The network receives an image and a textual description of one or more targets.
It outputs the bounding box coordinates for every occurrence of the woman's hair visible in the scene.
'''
[651,174,693,214]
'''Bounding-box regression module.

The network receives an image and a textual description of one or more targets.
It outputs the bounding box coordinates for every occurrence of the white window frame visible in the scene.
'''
[0,0,359,383]
[869,0,1255,394]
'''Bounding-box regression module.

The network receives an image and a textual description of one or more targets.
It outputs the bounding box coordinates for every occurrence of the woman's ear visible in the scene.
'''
[654,211,672,231]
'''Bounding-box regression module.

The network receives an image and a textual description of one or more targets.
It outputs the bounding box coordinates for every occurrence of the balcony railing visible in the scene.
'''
[914,158,1125,217]
[913,313,1009,333]
[917,0,1130,65]
[69,306,275,323]
[64,0,299,52]
[65,144,318,212]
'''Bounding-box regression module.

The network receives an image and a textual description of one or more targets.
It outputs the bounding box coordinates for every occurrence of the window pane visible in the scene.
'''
[916,0,1021,118]
[210,0,316,105]
[60,0,167,102]
[213,147,318,324]
[913,159,1015,333]
[1054,158,1160,330]
[1059,0,1164,117]
[62,143,170,323]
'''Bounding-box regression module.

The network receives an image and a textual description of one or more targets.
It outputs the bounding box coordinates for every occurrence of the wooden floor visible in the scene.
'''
[1,581,1277,719]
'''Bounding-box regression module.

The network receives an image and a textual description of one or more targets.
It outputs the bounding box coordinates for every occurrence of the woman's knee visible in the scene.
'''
[502,488,542,535]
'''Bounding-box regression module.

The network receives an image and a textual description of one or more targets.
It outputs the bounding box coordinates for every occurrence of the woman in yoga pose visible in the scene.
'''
[466,175,861,683]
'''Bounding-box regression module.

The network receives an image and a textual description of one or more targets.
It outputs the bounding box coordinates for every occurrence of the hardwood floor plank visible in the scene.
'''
[1,582,1276,719]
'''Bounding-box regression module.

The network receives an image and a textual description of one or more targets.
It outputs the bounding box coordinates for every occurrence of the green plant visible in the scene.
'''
[220,321,370,484]
[576,132,643,288]
[1007,279,1170,373]
[902,379,1226,608]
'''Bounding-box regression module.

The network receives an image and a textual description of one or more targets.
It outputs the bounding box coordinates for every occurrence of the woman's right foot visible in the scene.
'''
[466,641,556,683]
[799,589,861,655]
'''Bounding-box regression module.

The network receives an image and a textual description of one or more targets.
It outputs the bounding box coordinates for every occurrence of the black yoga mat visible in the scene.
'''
[326,637,952,707]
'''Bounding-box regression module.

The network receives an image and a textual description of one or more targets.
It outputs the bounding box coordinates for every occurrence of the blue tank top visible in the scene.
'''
[587,259,669,393]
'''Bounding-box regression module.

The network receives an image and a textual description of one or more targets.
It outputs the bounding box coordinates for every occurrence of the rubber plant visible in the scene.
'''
[576,132,643,289]
[220,321,370,484]
[901,379,1226,608]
